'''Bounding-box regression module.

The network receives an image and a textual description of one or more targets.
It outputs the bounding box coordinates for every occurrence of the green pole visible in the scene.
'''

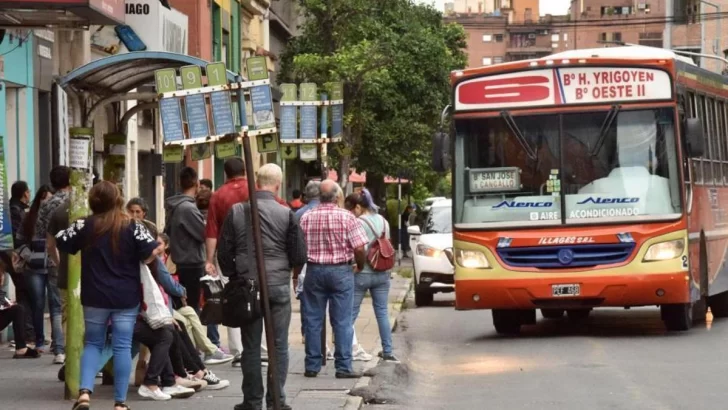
[64,127,93,400]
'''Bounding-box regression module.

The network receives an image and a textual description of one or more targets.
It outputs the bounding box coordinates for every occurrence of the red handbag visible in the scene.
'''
[360,216,396,271]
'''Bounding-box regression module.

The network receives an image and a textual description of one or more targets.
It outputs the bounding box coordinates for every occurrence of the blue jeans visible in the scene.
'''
[26,270,64,354]
[353,272,393,355]
[303,264,355,374]
[207,324,220,348]
[80,305,138,403]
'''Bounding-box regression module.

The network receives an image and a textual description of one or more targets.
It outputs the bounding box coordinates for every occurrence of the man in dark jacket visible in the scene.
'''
[165,167,206,313]
[218,163,306,410]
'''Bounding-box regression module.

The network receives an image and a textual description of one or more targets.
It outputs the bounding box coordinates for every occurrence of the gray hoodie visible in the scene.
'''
[165,194,206,268]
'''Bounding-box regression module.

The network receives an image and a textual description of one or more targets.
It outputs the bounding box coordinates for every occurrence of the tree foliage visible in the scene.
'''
[279,0,466,199]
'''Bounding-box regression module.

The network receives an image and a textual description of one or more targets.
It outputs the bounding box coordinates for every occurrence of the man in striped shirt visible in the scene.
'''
[299,179,368,378]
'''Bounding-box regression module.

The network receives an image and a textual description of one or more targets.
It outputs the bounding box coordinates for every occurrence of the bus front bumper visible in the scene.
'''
[455,273,691,310]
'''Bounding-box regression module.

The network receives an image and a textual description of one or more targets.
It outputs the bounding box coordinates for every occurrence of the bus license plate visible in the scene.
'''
[552,284,580,297]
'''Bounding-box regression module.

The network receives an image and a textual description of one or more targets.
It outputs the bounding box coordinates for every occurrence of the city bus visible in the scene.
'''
[435,46,728,334]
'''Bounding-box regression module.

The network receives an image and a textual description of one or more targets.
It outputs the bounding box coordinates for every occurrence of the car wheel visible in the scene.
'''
[492,309,521,335]
[541,309,564,319]
[415,288,434,307]
[661,303,692,331]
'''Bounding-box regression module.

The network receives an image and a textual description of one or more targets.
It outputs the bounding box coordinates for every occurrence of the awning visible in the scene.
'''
[59,51,240,97]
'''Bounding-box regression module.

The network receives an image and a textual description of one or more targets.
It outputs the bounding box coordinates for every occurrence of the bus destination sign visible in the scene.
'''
[455,67,672,111]
[469,167,521,193]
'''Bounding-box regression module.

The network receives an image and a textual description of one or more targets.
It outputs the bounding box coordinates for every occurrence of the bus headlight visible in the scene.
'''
[643,239,685,262]
[455,249,490,269]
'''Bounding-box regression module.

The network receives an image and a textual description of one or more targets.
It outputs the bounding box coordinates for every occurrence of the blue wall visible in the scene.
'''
[0,31,35,191]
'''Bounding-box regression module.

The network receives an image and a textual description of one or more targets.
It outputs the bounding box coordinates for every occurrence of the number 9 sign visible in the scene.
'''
[180,66,203,90]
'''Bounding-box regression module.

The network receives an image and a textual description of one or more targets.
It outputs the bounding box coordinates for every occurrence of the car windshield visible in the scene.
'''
[453,107,682,228]
[426,206,453,234]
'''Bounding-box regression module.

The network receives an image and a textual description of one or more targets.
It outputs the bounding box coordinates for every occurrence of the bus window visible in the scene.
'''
[695,94,706,184]
[563,108,682,222]
[721,101,728,183]
[706,97,718,185]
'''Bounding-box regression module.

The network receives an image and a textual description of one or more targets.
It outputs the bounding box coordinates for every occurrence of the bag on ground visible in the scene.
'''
[221,277,262,328]
[140,263,175,329]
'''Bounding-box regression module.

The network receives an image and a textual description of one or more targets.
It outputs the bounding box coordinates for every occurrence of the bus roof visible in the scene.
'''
[545,46,696,66]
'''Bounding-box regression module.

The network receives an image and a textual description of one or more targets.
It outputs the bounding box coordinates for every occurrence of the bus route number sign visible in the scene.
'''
[469,167,521,193]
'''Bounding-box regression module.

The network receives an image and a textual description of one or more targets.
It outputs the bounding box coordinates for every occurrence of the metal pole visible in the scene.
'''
[397,176,402,266]
[237,79,282,410]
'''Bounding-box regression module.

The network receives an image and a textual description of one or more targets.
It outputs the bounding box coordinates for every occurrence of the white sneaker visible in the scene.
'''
[199,370,230,390]
[138,385,172,401]
[161,384,196,399]
[53,353,66,364]
[177,376,206,391]
[326,348,334,361]
[353,346,373,362]
[204,349,235,365]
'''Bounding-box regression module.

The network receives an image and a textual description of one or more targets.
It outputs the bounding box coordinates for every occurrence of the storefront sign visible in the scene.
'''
[0,136,12,251]
[3,0,126,25]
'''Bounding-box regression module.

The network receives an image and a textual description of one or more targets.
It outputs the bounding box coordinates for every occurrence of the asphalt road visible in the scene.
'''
[364,293,728,410]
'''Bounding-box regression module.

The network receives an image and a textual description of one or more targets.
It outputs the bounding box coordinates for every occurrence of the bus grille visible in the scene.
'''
[496,243,635,269]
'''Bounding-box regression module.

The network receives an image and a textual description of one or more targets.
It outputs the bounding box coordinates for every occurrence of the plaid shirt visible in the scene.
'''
[299,203,369,264]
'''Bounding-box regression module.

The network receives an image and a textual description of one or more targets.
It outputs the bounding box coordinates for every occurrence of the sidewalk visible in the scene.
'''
[0,262,413,410]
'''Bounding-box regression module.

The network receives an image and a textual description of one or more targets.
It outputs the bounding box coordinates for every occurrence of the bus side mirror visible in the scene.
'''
[685,118,704,158]
[432,131,451,173]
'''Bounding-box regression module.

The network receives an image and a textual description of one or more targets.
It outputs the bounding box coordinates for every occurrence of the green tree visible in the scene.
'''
[279,0,466,202]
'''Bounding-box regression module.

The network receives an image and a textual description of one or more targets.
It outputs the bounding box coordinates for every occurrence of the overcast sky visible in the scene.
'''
[415,0,571,15]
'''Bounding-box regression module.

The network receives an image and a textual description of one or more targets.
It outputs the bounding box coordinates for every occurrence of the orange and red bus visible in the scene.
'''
[437,46,728,333]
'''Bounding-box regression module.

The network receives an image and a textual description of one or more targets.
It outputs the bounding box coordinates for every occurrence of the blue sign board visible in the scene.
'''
[320,93,328,137]
[250,85,276,129]
[159,98,185,142]
[210,91,236,135]
[300,106,317,139]
[185,94,210,139]
[331,104,343,139]
[280,106,297,140]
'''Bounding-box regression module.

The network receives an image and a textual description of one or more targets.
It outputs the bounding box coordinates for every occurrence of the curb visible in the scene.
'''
[344,276,413,409]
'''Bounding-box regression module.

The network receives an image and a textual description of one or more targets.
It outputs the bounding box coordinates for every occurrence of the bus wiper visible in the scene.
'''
[501,111,537,160]
[591,104,621,157]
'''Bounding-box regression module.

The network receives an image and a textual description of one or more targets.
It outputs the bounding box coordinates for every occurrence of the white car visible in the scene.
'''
[422,196,447,213]
[407,199,454,306]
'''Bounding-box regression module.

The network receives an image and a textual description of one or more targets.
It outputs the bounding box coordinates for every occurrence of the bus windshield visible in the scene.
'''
[453,107,683,228]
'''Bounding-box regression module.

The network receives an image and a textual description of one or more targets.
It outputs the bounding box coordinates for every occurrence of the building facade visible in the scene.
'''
[450,0,728,75]
[0,31,36,191]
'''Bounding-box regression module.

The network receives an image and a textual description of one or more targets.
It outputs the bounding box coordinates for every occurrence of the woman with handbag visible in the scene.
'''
[54,181,164,410]
[16,185,58,358]
[344,189,399,363]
